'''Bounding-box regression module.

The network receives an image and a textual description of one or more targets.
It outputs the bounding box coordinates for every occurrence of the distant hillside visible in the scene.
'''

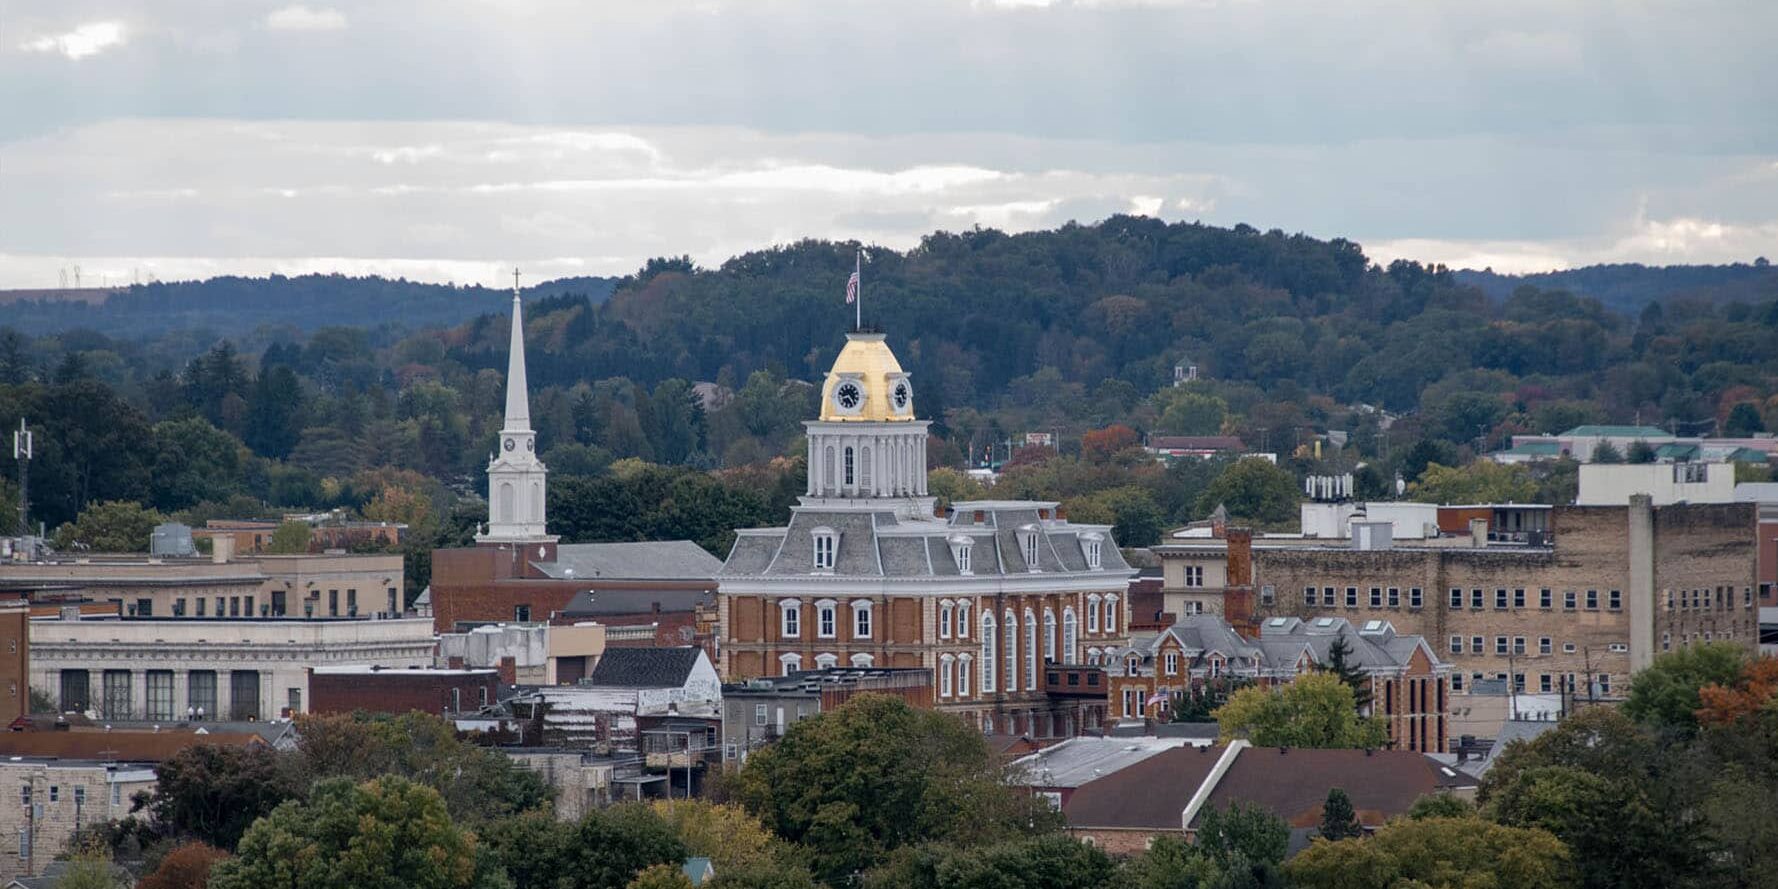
[1456,261,1778,313]
[0,274,617,337]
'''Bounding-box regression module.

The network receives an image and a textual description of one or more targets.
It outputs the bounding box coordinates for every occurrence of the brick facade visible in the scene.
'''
[308,667,500,716]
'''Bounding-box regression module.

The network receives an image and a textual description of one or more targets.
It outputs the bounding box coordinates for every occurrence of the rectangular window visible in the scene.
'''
[146,670,174,721]
[854,606,872,639]
[1599,675,1611,694]
[754,704,767,726]
[1346,587,1358,608]
[957,604,970,638]
[228,597,238,617]
[1369,587,1382,607]
[1564,590,1576,610]
[1471,589,1483,609]
[1449,635,1462,655]
[514,605,532,622]
[214,596,224,617]
[173,598,186,617]
[288,688,302,715]
[1387,587,1400,608]
[189,671,217,719]
[388,587,398,615]
[1449,588,1463,608]
[1323,587,1335,607]
[48,787,57,803]
[135,598,152,617]
[1495,636,1508,655]
[1495,589,1508,610]
[101,670,132,720]
[1662,632,1671,651]
[1409,587,1422,608]
[1513,637,1526,655]
[1608,590,1621,611]
[1260,585,1275,606]
[818,606,836,638]
[245,595,255,617]
[940,604,953,639]
[1452,673,1464,691]
[782,605,800,638]
[196,597,206,617]
[1540,588,1552,609]
[1540,637,1552,655]
[1184,566,1204,587]
[1471,636,1483,654]
[328,590,339,616]
[345,589,355,615]
[1540,674,1552,693]
[1304,586,1317,607]
[1586,589,1598,610]
[1513,589,1525,609]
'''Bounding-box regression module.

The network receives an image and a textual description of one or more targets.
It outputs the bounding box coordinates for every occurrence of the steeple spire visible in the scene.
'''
[503,267,531,433]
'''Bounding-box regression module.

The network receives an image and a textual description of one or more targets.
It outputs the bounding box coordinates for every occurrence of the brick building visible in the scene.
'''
[0,600,26,725]
[0,758,156,881]
[719,331,1130,739]
[1103,614,1450,752]
[1156,496,1758,719]
[720,667,932,763]
[308,666,501,716]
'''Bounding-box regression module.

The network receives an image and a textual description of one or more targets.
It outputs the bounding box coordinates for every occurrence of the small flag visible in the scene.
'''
[1146,692,1170,707]
[845,259,860,305]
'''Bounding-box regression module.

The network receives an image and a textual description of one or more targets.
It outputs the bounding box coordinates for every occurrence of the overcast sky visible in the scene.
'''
[2,0,1775,288]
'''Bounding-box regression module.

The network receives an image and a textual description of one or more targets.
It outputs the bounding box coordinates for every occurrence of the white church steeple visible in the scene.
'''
[478,269,557,546]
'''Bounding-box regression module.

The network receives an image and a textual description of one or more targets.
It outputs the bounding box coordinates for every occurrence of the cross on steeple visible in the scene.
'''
[512,266,521,296]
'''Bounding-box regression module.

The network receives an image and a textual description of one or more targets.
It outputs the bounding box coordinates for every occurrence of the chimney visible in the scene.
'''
[1224,528,1258,638]
[211,534,235,564]
[497,656,517,686]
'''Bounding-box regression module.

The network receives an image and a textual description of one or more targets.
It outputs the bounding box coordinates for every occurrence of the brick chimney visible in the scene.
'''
[1224,527,1258,639]
[497,656,517,686]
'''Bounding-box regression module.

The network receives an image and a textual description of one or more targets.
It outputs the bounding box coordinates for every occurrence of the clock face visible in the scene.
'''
[834,380,863,411]
[891,379,912,411]
[503,438,516,452]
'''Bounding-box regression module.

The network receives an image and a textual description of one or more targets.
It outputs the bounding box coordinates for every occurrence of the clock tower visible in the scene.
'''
[804,330,932,519]
[478,272,557,547]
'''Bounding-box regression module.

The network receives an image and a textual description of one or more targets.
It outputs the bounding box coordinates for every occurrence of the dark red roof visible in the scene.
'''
[1197,746,1470,829]
[0,731,265,762]
[1148,436,1246,451]
[1062,744,1224,829]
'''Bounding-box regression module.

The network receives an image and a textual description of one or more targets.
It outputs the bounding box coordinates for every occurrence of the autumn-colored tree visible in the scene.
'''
[628,863,695,889]
[1696,656,1778,727]
[137,841,229,889]
[1081,424,1140,464]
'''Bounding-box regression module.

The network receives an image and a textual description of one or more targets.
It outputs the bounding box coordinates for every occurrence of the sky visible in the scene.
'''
[2,0,1776,289]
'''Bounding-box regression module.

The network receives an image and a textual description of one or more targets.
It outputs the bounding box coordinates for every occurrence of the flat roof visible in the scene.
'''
[312,666,496,676]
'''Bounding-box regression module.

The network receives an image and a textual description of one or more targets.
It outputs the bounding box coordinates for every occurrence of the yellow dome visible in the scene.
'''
[818,332,916,422]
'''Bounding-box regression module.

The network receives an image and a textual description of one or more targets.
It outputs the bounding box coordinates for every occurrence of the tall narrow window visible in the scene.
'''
[780,600,802,638]
[1103,595,1119,635]
[817,601,837,638]
[958,655,972,696]
[981,612,998,692]
[1087,595,1101,633]
[1024,611,1038,691]
[1005,609,1018,692]
[956,544,972,574]
[957,602,971,638]
[1021,530,1041,569]
[1043,609,1057,662]
[1081,533,1103,569]
[844,447,855,487]
[940,600,954,638]
[780,654,802,677]
[852,600,873,639]
[812,530,837,572]
[940,655,955,697]
[1063,608,1078,663]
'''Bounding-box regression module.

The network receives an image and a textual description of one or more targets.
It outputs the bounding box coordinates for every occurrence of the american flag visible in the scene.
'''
[845,254,860,304]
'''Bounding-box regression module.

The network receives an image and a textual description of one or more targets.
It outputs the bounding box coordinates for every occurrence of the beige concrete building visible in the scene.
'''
[437,621,608,685]
[31,616,436,722]
[1156,497,1758,711]
[252,553,406,618]
[0,549,404,621]
[0,758,156,880]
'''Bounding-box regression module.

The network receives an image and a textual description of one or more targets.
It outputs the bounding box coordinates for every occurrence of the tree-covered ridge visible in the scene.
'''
[1458,259,1777,313]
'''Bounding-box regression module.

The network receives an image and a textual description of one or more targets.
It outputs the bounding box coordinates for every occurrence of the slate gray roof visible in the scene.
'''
[561,587,715,616]
[587,647,704,688]
[1012,736,1188,788]
[721,502,1132,580]
[537,541,723,581]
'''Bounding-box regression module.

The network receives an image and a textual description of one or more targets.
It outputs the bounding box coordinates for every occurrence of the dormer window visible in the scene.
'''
[1020,528,1042,570]
[949,535,974,575]
[812,527,837,572]
[1081,532,1104,570]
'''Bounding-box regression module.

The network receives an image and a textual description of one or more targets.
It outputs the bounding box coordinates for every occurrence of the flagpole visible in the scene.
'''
[854,249,862,332]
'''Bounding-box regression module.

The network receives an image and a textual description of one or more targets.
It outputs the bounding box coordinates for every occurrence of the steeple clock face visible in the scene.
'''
[834,380,864,412]
[891,379,912,412]
[503,438,516,452]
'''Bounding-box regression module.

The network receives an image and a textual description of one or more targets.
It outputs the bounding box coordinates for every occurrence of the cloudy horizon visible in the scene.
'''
[3,0,1776,289]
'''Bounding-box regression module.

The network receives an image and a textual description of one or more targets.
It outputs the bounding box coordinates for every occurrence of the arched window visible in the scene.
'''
[531,481,544,521]
[815,652,839,669]
[1004,609,1018,692]
[815,599,837,638]
[1086,646,1101,666]
[1087,595,1101,633]
[860,446,872,490]
[844,447,855,487]
[1024,611,1038,690]
[850,653,875,667]
[779,653,802,676]
[1043,608,1057,663]
[778,599,802,638]
[497,482,515,523]
[1104,595,1119,635]
[1020,528,1041,569]
[824,445,836,494]
[957,654,972,697]
[957,602,971,638]
[939,655,955,697]
[851,600,874,639]
[939,600,954,639]
[980,612,997,692]
[1062,608,1078,664]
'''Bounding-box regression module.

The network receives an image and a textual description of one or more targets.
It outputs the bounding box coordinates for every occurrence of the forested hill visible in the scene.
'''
[1456,261,1778,313]
[0,273,617,337]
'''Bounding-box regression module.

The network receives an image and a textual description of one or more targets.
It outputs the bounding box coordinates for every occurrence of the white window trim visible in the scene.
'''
[1043,608,1057,663]
[939,599,954,639]
[957,654,972,697]
[815,598,838,639]
[778,598,802,638]
[957,602,971,638]
[1087,594,1102,633]
[811,527,838,573]
[1004,608,1019,691]
[1062,607,1079,664]
[981,612,998,693]
[1024,610,1038,691]
[778,652,803,676]
[814,652,839,669]
[851,599,874,639]
[850,652,875,667]
[939,654,955,697]
[1104,594,1119,635]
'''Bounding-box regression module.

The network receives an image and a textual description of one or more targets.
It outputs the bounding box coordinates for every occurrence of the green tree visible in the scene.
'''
[137,841,229,889]
[243,365,306,459]
[1405,793,1471,820]
[1591,440,1624,463]
[861,833,1114,889]
[267,520,311,554]
[1322,637,1372,710]
[628,864,694,889]
[50,849,125,889]
[1626,440,1657,463]
[1725,402,1765,436]
[484,805,686,889]
[1098,485,1164,547]
[1195,801,1290,870]
[148,418,246,512]
[208,777,502,889]
[51,500,165,553]
[1213,673,1387,748]
[1408,461,1536,505]
[1623,642,1747,733]
[1196,458,1299,526]
[1286,816,1570,889]
[1318,788,1363,840]
[151,744,306,851]
[1155,391,1228,436]
[726,694,1054,885]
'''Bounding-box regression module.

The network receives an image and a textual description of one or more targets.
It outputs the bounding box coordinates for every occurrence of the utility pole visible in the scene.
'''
[13,419,30,538]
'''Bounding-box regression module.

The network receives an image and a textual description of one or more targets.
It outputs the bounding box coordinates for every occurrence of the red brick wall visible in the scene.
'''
[1069,827,1171,856]
[309,670,500,716]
